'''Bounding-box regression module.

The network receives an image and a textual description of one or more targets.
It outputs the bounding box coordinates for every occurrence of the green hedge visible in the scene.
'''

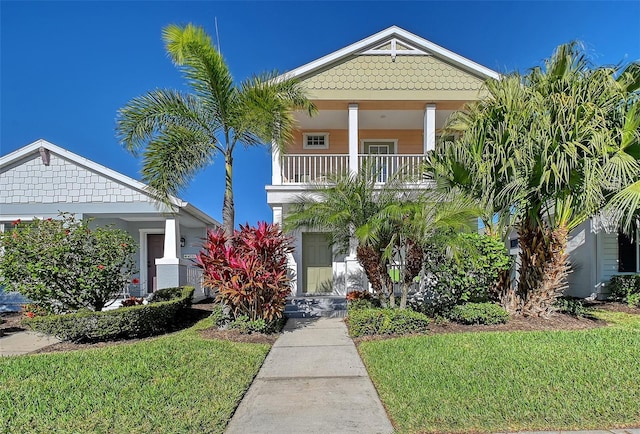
[23,287,194,343]
[448,302,509,325]
[608,275,640,302]
[347,308,430,337]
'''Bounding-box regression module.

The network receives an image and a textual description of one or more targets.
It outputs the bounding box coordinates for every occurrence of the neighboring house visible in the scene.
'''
[0,139,220,308]
[507,218,639,299]
[266,26,500,296]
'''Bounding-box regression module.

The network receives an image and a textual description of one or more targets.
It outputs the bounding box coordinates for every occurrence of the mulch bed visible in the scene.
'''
[2,300,638,353]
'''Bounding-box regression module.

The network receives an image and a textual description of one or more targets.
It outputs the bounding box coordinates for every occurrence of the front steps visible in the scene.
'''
[285,296,347,318]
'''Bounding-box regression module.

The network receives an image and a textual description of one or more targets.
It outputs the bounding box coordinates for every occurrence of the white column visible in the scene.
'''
[424,103,436,153]
[156,218,180,266]
[272,205,283,227]
[155,218,181,290]
[348,103,359,175]
[271,139,282,185]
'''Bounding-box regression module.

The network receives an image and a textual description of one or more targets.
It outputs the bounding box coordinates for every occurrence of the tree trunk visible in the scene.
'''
[505,219,570,318]
[222,152,235,245]
[356,245,388,303]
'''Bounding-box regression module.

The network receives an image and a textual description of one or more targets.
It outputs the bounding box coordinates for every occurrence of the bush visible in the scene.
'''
[227,315,286,334]
[347,308,430,337]
[197,222,293,322]
[23,287,193,343]
[448,302,509,325]
[347,290,381,310]
[149,286,191,305]
[410,233,511,316]
[554,297,592,317]
[608,275,640,305]
[0,214,136,313]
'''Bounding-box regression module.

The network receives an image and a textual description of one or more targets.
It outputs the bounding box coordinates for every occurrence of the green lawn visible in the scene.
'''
[359,311,640,433]
[0,318,270,434]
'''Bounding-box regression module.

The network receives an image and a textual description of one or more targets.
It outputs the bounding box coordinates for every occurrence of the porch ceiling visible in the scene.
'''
[296,109,455,130]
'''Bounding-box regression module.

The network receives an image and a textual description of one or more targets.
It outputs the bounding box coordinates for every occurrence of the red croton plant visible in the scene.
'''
[196,222,293,322]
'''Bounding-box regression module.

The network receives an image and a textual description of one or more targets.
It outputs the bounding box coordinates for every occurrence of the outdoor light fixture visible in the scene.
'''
[180,237,186,247]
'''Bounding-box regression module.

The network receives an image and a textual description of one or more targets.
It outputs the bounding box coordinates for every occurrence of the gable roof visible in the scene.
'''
[282,26,500,81]
[0,139,220,226]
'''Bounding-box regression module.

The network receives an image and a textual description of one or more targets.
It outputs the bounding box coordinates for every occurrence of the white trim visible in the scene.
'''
[361,139,398,154]
[139,228,164,296]
[278,26,500,81]
[302,133,330,150]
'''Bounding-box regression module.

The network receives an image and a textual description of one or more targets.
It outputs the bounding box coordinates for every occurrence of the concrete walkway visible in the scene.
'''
[225,317,394,434]
[0,331,61,356]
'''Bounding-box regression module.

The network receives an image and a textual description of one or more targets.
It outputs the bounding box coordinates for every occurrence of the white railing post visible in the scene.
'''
[272,139,282,185]
[424,104,436,153]
[349,104,359,175]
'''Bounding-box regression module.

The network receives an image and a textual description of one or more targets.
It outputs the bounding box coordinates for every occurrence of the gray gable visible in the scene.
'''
[1,150,155,206]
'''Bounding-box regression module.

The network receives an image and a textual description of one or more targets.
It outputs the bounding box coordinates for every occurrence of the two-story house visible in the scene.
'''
[266,26,500,298]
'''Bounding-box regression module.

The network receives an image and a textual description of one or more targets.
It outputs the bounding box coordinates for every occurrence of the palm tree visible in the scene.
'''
[432,43,640,317]
[284,169,395,302]
[116,24,315,239]
[284,168,479,307]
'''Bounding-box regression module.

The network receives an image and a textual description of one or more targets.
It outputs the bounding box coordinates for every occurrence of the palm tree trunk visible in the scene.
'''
[507,220,570,317]
[356,245,388,303]
[222,152,235,244]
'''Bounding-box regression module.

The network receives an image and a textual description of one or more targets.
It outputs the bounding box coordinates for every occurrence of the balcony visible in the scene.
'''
[280,154,426,184]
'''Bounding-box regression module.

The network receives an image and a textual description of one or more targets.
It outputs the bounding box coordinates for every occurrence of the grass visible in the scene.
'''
[0,318,270,433]
[359,312,640,433]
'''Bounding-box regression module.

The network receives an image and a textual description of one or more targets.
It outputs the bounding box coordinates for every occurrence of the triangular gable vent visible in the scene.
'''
[359,37,429,61]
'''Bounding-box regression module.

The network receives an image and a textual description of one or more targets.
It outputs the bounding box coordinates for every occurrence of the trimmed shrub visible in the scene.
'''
[448,302,509,325]
[227,315,286,334]
[149,286,192,305]
[23,287,193,343]
[608,275,640,304]
[347,308,430,337]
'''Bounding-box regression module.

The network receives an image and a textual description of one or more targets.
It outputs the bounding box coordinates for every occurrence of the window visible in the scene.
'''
[618,223,639,272]
[303,133,329,150]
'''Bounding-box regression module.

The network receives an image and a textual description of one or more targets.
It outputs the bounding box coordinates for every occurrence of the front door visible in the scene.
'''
[147,234,164,293]
[364,142,393,182]
[302,233,333,294]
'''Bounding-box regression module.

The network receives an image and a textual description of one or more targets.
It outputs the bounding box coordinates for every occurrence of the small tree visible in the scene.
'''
[0,214,137,312]
[196,222,293,322]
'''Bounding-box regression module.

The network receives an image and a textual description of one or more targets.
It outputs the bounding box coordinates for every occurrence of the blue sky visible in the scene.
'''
[2,1,639,226]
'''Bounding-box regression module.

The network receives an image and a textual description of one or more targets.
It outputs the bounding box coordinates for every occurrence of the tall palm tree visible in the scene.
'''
[432,43,640,317]
[116,24,315,239]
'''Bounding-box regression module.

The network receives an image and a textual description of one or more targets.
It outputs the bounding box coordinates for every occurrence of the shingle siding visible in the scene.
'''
[1,153,153,205]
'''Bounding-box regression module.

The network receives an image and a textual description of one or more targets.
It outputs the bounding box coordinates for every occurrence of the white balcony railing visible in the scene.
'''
[281,154,349,184]
[278,154,425,184]
[358,154,425,183]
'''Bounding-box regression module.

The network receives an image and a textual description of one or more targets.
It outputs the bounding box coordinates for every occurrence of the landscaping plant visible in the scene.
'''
[0,214,136,313]
[608,275,640,306]
[117,23,314,242]
[347,308,430,337]
[448,302,510,325]
[197,222,292,323]
[410,233,511,316]
[431,43,640,317]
